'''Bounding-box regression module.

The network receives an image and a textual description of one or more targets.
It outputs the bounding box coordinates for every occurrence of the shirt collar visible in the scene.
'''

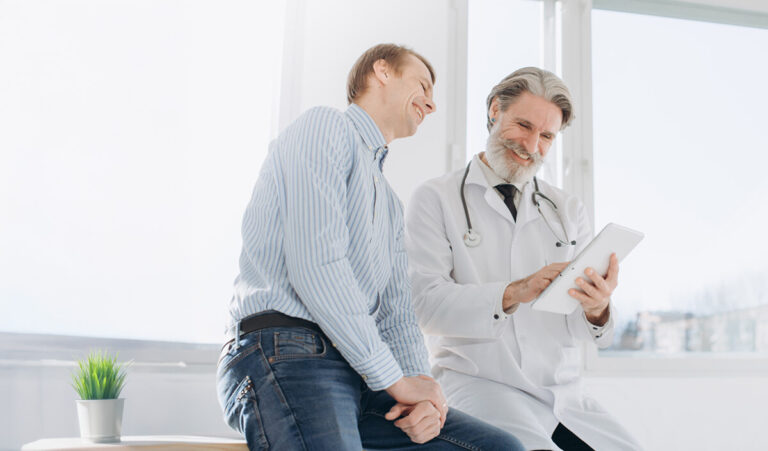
[346,104,389,169]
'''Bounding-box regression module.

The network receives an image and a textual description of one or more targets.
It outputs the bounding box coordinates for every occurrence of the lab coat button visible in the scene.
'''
[493,314,500,320]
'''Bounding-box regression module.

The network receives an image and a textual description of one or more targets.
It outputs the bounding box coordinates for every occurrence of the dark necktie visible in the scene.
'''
[495,184,518,221]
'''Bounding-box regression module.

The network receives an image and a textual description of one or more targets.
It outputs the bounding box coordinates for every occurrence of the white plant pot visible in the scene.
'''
[76,398,125,443]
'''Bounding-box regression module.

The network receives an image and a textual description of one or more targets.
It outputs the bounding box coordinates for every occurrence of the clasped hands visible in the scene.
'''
[502,253,619,326]
[384,374,448,444]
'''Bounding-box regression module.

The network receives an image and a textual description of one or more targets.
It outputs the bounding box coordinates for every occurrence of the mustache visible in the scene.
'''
[496,138,542,163]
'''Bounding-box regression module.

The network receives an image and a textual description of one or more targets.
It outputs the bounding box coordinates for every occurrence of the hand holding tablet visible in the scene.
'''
[531,223,644,315]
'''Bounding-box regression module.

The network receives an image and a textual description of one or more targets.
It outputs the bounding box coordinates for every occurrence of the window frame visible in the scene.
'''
[0,332,220,371]
[556,0,768,374]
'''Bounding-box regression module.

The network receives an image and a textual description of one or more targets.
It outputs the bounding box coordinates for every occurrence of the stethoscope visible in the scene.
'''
[460,161,576,248]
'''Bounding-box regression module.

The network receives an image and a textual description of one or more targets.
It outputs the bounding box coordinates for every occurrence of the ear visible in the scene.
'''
[371,59,390,87]
[488,97,500,122]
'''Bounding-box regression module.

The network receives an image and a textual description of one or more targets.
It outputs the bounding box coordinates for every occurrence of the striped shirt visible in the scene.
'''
[227,104,431,390]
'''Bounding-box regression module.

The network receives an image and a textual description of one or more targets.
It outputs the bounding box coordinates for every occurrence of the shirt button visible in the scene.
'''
[361,374,368,381]
[332,342,337,348]
[374,176,379,183]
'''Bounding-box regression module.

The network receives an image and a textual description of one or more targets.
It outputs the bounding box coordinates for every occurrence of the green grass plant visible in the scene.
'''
[71,350,128,400]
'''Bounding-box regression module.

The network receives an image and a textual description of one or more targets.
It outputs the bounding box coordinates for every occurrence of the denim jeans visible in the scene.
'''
[216,325,524,450]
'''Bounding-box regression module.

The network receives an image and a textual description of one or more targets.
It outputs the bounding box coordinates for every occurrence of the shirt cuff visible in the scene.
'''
[585,309,613,340]
[350,345,404,391]
[491,281,514,321]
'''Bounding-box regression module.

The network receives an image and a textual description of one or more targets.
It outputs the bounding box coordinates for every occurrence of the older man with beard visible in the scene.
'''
[404,67,642,450]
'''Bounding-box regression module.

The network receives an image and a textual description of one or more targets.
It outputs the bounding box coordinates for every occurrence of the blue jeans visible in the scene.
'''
[216,326,524,450]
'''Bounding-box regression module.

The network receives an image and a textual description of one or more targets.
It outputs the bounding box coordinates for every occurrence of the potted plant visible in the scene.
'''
[71,350,129,443]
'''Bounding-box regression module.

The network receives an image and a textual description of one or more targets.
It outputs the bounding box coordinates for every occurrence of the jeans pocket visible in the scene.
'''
[218,342,262,375]
[270,330,327,362]
[224,374,270,450]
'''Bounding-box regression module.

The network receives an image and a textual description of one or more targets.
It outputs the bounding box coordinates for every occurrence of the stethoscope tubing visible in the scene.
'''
[460,160,575,248]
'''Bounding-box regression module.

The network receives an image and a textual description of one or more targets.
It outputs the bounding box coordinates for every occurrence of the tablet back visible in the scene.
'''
[530,223,644,315]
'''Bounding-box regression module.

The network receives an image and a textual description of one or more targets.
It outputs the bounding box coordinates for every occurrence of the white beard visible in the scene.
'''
[484,124,543,184]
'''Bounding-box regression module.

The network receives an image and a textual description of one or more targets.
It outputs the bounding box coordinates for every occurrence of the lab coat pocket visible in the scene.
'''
[554,346,581,384]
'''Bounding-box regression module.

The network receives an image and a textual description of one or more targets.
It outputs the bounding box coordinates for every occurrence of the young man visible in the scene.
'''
[405,67,642,450]
[216,44,523,450]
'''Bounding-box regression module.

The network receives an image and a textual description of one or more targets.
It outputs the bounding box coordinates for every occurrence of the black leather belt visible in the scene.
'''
[234,311,324,339]
[220,311,327,362]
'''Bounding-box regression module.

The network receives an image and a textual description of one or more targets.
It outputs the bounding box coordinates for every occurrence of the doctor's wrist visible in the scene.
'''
[584,302,610,326]
[502,282,522,311]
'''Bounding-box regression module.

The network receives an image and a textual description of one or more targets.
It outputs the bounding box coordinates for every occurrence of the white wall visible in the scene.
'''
[0,365,236,451]
[584,375,768,451]
[280,0,465,207]
[0,333,237,450]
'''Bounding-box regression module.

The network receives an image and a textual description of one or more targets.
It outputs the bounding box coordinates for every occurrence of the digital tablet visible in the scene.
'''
[530,223,644,315]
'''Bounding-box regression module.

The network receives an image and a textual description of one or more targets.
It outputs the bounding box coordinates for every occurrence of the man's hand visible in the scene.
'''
[568,253,618,326]
[502,262,569,311]
[385,400,442,444]
[385,375,447,428]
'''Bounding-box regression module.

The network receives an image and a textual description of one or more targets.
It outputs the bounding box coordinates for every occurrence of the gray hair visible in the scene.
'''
[485,67,574,131]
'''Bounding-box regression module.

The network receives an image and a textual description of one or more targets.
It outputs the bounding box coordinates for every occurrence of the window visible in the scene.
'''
[466,0,545,168]
[591,8,768,354]
[0,0,286,343]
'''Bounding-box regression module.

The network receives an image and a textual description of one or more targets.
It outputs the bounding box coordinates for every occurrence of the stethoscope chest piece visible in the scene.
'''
[463,229,482,247]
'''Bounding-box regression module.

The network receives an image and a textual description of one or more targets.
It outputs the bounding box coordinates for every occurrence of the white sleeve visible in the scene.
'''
[405,183,510,340]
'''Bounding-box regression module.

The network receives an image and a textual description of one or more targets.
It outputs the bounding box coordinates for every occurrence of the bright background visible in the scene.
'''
[0,0,286,343]
[3,1,768,450]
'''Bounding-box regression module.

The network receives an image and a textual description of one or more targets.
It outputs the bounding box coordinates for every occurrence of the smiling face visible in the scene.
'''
[384,54,436,139]
[484,91,562,183]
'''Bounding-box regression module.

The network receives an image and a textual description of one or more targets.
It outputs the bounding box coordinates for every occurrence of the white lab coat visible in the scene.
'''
[405,155,641,450]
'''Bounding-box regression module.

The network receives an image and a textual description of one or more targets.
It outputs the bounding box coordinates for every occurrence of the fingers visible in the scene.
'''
[433,399,447,428]
[394,401,442,444]
[585,267,611,292]
[575,276,601,298]
[386,402,412,421]
[417,376,447,427]
[393,401,437,428]
[410,422,441,444]
[549,261,569,271]
[606,253,619,285]
[410,375,447,426]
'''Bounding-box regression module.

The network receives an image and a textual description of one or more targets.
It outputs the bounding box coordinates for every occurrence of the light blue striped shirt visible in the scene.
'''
[227,104,431,390]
